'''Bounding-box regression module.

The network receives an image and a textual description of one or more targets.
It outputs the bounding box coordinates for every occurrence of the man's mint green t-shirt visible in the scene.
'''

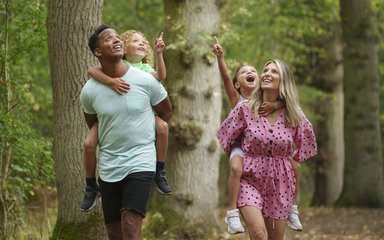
[123,60,155,74]
[80,66,167,182]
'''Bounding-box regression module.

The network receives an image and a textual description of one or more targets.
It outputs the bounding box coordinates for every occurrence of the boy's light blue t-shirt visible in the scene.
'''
[80,66,167,182]
[123,60,155,73]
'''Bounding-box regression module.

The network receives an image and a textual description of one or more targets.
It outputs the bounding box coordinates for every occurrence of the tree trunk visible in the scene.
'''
[0,0,11,237]
[157,0,222,235]
[0,146,11,240]
[47,0,106,238]
[312,32,345,206]
[0,191,5,240]
[338,0,384,207]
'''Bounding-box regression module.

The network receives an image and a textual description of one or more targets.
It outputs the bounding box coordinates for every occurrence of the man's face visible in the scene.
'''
[94,28,124,59]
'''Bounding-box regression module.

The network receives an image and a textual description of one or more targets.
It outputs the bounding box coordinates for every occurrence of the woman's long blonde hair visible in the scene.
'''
[248,59,303,127]
[121,30,154,66]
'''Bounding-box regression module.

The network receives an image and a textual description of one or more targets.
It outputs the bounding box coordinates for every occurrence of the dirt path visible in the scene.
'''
[25,196,384,240]
[219,207,384,240]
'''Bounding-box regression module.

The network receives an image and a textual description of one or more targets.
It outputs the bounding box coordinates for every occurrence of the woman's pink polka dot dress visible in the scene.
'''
[217,101,317,219]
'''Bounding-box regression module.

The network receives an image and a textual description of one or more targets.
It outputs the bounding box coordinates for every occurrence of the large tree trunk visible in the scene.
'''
[338,0,384,207]
[47,0,106,238]
[312,32,345,206]
[157,0,222,235]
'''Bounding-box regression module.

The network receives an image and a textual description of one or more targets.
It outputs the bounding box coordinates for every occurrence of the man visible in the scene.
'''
[80,24,172,239]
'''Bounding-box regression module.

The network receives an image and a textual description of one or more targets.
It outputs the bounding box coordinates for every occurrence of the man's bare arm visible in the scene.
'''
[83,112,98,129]
[153,97,172,122]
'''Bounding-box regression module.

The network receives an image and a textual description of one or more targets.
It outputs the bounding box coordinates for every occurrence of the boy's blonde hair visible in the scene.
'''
[248,59,303,127]
[121,30,154,66]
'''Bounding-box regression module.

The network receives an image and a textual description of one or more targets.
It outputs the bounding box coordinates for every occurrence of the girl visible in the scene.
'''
[212,37,283,234]
[80,30,171,212]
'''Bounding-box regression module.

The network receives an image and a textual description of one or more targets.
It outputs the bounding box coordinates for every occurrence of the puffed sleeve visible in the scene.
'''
[216,102,248,155]
[292,115,317,162]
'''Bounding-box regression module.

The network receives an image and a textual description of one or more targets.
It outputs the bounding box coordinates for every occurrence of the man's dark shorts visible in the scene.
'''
[98,171,155,224]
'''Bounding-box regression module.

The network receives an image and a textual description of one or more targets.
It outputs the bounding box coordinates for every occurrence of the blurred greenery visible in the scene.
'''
[103,0,164,47]
[0,0,53,237]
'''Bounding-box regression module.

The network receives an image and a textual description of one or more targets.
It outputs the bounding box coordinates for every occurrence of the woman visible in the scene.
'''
[217,59,317,240]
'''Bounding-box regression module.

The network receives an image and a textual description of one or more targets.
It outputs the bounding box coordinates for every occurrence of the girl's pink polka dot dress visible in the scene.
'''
[217,101,317,219]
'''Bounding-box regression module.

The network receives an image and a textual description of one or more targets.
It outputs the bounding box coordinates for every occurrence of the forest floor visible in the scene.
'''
[218,207,384,240]
[22,188,384,240]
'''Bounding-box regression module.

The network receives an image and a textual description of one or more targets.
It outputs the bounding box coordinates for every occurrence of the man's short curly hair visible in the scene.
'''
[88,24,112,56]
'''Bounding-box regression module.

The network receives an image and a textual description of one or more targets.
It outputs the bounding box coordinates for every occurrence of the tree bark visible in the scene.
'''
[47,0,106,238]
[338,0,384,207]
[312,32,345,206]
[158,0,222,233]
[0,0,11,237]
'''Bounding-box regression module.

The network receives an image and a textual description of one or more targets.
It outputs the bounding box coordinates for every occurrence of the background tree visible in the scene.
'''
[143,0,222,238]
[338,0,384,207]
[47,0,106,238]
[310,30,345,206]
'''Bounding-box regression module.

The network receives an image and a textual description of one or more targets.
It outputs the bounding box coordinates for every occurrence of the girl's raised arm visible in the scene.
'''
[212,36,239,108]
[153,32,166,81]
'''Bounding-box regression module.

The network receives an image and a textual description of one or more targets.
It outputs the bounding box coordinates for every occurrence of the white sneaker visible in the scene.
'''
[287,204,303,231]
[224,209,245,234]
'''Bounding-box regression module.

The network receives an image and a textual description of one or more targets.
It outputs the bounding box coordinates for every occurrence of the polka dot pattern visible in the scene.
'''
[217,101,317,219]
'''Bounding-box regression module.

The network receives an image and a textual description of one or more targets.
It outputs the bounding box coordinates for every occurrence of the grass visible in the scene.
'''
[17,187,57,240]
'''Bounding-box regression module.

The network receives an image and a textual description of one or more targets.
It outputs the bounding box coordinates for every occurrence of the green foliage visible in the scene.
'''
[220,0,338,81]
[298,85,328,123]
[0,0,51,134]
[103,0,164,44]
[0,0,53,237]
